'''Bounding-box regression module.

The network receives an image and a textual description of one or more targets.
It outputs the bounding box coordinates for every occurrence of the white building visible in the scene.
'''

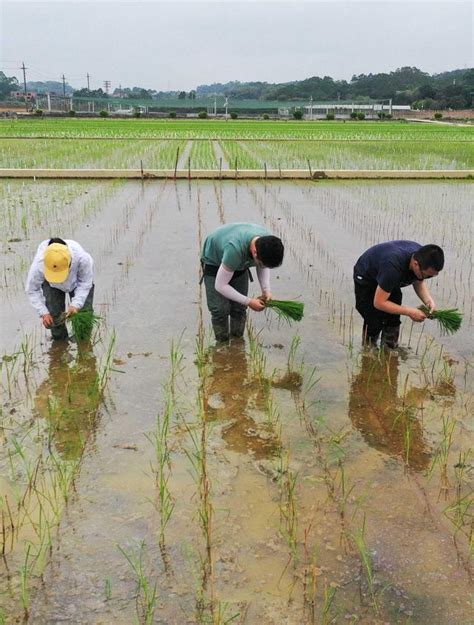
[304,102,411,119]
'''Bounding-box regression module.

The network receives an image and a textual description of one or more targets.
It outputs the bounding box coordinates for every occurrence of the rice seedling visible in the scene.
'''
[104,577,112,601]
[265,299,304,323]
[427,413,457,494]
[145,379,175,550]
[335,460,356,550]
[351,515,382,617]
[443,449,473,552]
[278,451,299,567]
[246,321,268,383]
[322,582,338,625]
[302,525,318,623]
[117,541,158,625]
[97,330,117,395]
[20,542,33,619]
[180,333,216,618]
[68,310,102,341]
[419,305,463,335]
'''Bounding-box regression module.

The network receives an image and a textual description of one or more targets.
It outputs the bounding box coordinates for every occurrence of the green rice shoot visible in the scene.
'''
[265,299,304,323]
[419,305,463,336]
[68,310,102,341]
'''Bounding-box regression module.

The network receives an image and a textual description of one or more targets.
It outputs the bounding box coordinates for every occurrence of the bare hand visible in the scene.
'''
[42,314,54,328]
[248,298,266,312]
[423,297,436,313]
[67,306,79,317]
[260,290,273,302]
[408,308,427,322]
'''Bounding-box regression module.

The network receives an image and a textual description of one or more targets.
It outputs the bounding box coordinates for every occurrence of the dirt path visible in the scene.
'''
[177,139,193,168]
[212,140,229,169]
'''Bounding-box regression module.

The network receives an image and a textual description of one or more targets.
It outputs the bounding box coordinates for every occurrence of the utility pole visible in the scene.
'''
[86,73,91,91]
[309,95,313,121]
[62,74,67,112]
[224,97,228,120]
[21,61,28,111]
[214,93,217,117]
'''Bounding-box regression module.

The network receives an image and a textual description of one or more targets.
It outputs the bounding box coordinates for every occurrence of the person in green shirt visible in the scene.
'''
[201,223,285,342]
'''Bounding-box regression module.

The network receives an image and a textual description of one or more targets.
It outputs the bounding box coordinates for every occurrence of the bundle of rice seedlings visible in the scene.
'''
[265,299,304,323]
[68,310,102,341]
[419,305,463,336]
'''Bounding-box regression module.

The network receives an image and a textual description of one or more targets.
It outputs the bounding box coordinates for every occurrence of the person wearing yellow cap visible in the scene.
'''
[26,237,94,340]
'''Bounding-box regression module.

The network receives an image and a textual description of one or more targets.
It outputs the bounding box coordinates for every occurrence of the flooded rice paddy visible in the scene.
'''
[0,179,473,624]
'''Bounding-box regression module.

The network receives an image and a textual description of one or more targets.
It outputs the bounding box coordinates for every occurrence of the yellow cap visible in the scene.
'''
[44,243,71,283]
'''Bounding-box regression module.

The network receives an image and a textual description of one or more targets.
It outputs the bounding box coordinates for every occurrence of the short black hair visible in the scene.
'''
[48,237,67,246]
[414,244,444,271]
[255,235,284,268]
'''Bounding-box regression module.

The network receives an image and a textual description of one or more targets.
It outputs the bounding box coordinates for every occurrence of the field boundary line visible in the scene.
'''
[0,136,472,143]
[0,168,473,180]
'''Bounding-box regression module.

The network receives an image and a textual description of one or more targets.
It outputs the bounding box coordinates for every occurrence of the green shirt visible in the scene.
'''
[202,223,270,271]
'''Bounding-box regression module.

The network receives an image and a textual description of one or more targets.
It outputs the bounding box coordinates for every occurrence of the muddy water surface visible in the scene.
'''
[0,180,472,624]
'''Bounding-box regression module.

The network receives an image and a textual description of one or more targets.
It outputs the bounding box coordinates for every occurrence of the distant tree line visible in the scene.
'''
[197,67,474,110]
[1,66,472,110]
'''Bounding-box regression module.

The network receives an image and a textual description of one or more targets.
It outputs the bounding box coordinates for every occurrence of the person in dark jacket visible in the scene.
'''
[353,241,444,349]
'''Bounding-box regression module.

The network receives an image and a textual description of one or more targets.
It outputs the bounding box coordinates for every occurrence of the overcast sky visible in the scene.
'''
[1,0,472,91]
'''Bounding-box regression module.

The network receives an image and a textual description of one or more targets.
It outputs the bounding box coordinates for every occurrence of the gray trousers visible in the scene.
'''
[42,282,95,340]
[203,272,248,341]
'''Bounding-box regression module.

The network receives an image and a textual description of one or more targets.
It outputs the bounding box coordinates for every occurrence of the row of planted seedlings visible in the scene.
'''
[346,327,473,564]
[0,179,126,294]
[116,312,471,623]
[0,319,116,622]
[130,318,388,623]
[0,138,189,170]
[134,328,260,623]
[406,333,473,563]
[249,180,473,336]
[1,119,471,141]
[218,139,474,172]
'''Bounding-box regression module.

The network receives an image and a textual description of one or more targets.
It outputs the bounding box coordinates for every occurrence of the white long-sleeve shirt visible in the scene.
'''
[25,239,94,317]
[215,264,271,306]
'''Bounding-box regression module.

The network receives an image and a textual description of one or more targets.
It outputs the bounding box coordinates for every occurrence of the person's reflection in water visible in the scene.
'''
[348,349,431,471]
[206,340,280,459]
[35,341,101,460]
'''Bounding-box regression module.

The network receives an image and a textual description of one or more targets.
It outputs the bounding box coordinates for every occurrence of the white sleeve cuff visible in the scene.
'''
[215,265,251,306]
